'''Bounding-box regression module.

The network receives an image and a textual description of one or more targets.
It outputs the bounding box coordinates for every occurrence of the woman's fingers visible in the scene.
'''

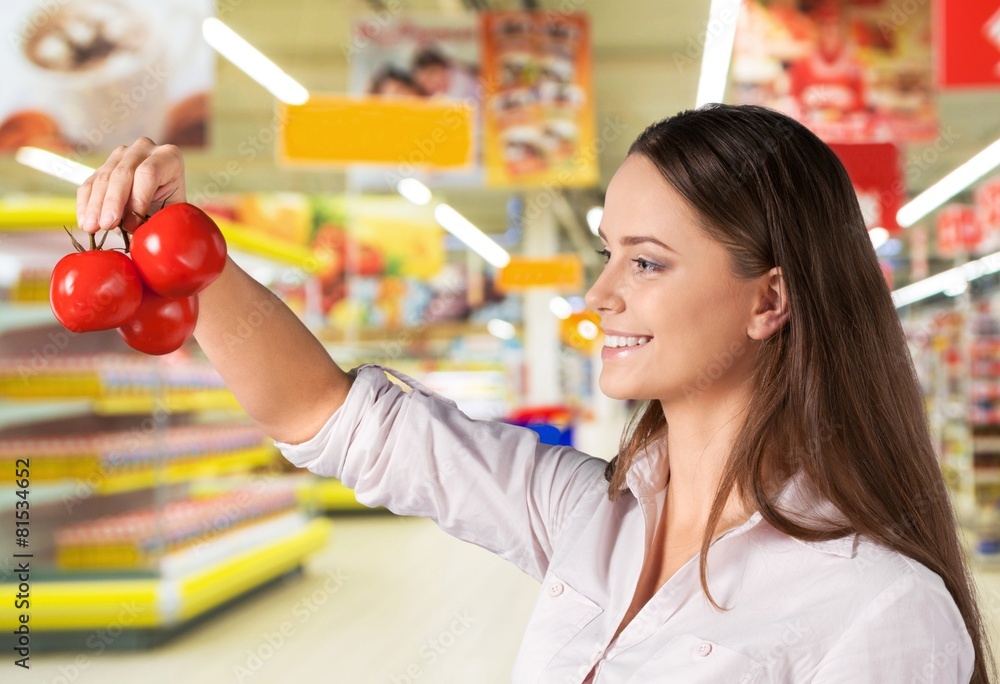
[77,143,130,234]
[76,137,186,235]
[119,143,185,233]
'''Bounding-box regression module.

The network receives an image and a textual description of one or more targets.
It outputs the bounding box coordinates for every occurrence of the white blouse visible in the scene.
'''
[275,364,975,683]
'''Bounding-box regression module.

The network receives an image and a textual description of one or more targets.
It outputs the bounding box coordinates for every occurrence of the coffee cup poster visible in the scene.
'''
[729,0,938,143]
[0,0,216,156]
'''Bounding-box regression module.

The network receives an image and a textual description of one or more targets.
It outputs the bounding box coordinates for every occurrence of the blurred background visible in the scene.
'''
[2,0,1000,681]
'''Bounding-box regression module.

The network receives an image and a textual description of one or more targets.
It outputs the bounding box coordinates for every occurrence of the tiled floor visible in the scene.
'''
[28,515,1000,683]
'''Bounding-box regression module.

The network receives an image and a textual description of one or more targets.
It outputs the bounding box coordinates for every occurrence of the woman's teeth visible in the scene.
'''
[604,335,652,348]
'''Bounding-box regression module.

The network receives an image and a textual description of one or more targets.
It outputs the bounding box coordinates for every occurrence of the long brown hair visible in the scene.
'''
[605,103,996,682]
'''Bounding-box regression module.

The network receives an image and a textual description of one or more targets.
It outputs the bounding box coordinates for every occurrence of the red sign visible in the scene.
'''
[937,205,979,256]
[828,143,902,233]
[975,177,1000,253]
[936,0,1000,88]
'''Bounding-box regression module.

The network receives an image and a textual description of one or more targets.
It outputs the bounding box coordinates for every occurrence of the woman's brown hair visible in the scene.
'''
[606,103,996,682]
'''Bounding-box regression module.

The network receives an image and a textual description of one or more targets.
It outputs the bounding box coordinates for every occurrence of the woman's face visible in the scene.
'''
[584,154,761,407]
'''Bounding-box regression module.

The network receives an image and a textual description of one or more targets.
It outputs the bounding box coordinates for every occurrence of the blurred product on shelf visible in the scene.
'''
[0,424,270,483]
[55,484,298,570]
[908,296,1000,565]
[0,354,225,398]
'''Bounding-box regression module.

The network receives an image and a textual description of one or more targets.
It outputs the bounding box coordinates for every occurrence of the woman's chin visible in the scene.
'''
[599,375,649,402]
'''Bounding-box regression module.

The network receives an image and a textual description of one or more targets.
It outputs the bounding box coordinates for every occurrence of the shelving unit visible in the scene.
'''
[909,292,1000,566]
[0,206,341,646]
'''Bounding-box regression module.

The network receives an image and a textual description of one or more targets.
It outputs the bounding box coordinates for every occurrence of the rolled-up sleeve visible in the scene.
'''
[274,364,608,581]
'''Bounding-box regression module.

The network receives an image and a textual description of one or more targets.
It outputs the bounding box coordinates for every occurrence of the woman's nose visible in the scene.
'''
[584,269,622,314]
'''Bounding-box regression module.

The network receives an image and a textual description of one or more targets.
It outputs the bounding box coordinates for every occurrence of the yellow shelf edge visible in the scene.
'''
[0,518,331,630]
[178,517,331,621]
[298,478,370,511]
[0,199,321,272]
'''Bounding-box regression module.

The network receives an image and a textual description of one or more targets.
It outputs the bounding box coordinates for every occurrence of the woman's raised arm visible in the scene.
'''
[77,138,353,444]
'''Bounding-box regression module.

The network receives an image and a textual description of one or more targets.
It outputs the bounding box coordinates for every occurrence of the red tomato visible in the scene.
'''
[130,203,227,298]
[49,250,143,333]
[117,287,198,356]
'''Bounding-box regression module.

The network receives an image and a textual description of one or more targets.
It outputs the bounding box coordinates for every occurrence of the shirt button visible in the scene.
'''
[548,582,564,597]
[695,641,712,657]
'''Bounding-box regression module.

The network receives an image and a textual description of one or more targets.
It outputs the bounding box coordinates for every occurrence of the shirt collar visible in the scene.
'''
[623,433,670,499]
[622,437,858,559]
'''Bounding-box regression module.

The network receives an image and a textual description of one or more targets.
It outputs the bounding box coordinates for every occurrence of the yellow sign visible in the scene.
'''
[496,255,583,291]
[278,94,474,168]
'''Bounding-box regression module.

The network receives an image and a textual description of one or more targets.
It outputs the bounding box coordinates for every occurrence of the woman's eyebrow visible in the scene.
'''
[597,228,678,255]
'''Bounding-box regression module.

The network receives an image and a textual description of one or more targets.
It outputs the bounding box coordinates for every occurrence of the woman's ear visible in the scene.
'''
[747,267,789,341]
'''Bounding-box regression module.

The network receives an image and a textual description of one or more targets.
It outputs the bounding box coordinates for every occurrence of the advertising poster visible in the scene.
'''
[828,142,902,233]
[935,0,1000,89]
[730,0,937,143]
[0,0,215,156]
[346,15,483,190]
[480,11,598,188]
[203,193,445,321]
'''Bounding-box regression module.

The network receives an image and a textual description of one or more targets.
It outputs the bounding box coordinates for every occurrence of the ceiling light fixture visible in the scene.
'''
[897,137,1000,228]
[433,204,510,268]
[549,296,573,319]
[396,178,432,206]
[892,250,1000,308]
[695,0,742,107]
[869,227,890,251]
[487,319,516,340]
[202,18,309,105]
[15,147,94,185]
[586,206,603,235]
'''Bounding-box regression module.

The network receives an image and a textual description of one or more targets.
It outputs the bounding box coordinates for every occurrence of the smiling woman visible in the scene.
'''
[75,103,995,684]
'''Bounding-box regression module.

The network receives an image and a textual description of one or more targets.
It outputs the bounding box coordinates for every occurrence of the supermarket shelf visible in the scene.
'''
[973,469,1000,485]
[0,303,55,333]
[93,445,277,495]
[318,321,496,343]
[92,390,243,415]
[0,391,243,415]
[0,399,91,429]
[0,197,323,272]
[297,476,374,512]
[0,514,331,631]
[0,444,278,495]
[0,196,77,229]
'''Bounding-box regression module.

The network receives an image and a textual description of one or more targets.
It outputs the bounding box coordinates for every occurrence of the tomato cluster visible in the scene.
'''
[49,203,227,355]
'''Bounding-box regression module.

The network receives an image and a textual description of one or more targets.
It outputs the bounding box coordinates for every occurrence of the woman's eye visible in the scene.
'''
[595,248,610,264]
[631,258,659,272]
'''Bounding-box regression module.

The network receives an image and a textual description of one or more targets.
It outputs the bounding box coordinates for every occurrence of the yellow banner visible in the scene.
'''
[278,94,474,168]
[496,255,583,291]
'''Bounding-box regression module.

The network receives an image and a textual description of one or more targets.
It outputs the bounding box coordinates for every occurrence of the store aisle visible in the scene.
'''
[31,516,541,684]
[30,515,1000,682]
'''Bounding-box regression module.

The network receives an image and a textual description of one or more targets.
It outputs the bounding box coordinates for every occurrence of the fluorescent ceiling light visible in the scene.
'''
[549,296,573,319]
[433,204,510,268]
[586,206,603,235]
[897,137,1000,228]
[202,18,309,105]
[487,319,516,340]
[893,250,1000,308]
[869,227,889,251]
[15,147,94,185]
[396,178,432,206]
[695,0,742,107]
[577,319,599,340]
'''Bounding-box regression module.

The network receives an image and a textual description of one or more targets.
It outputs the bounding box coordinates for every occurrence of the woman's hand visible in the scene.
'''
[77,137,186,234]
